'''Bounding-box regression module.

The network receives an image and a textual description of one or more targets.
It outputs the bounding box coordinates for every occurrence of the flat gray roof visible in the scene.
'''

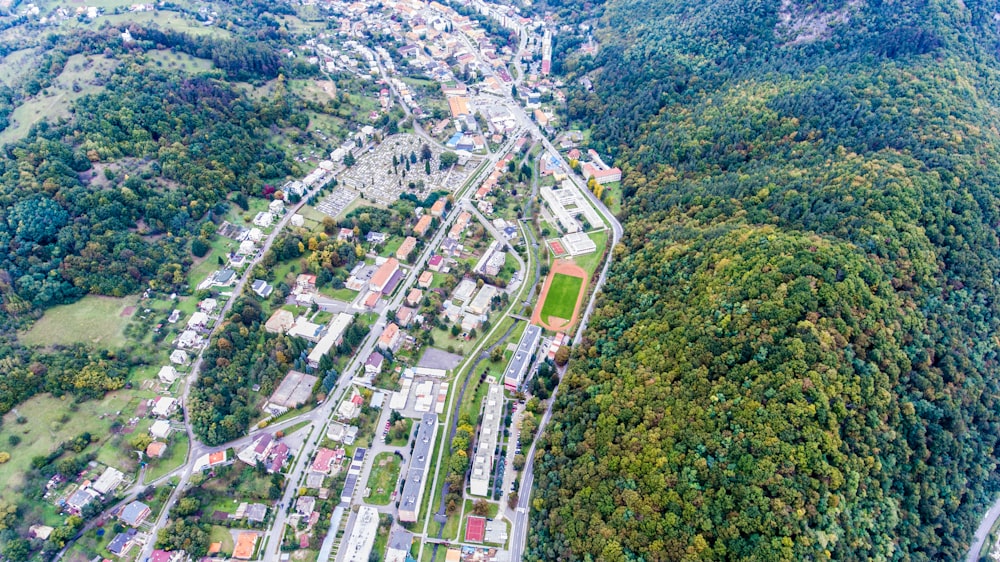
[399,413,438,515]
[504,324,542,386]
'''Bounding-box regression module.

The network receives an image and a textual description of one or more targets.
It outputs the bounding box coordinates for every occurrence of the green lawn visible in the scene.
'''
[387,418,413,447]
[144,50,216,73]
[0,52,119,146]
[571,230,610,277]
[209,524,235,556]
[365,452,401,505]
[540,273,584,320]
[19,295,138,348]
[0,392,135,502]
[145,433,190,482]
[429,329,477,356]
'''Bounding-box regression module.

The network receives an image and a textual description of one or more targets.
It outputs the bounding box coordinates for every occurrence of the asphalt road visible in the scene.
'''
[967,496,1000,561]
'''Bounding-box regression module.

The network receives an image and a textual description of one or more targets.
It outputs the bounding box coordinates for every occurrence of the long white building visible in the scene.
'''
[470,383,504,496]
[338,506,379,562]
[399,414,439,522]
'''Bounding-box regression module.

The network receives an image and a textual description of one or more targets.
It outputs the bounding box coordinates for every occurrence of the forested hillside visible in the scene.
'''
[531,0,1000,559]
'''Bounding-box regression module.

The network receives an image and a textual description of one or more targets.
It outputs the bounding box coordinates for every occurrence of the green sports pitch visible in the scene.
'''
[541,273,584,320]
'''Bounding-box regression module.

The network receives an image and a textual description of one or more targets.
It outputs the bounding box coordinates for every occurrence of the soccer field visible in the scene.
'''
[541,273,584,320]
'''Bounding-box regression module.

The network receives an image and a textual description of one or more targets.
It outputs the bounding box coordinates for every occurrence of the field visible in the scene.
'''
[0,392,134,501]
[365,452,401,505]
[540,273,583,320]
[144,50,216,73]
[0,52,119,145]
[533,262,588,332]
[210,524,236,556]
[145,433,190,482]
[571,230,609,276]
[19,295,138,348]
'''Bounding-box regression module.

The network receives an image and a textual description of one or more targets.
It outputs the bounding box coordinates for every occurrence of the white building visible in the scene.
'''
[339,506,380,562]
[470,384,503,496]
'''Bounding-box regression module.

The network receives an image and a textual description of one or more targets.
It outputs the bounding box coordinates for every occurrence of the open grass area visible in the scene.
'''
[600,181,623,215]
[19,295,138,348]
[210,524,236,556]
[0,52,119,145]
[571,230,609,277]
[429,329,478,356]
[0,48,39,86]
[144,49,216,73]
[365,452,401,505]
[0,391,135,502]
[387,418,413,447]
[540,273,583,320]
[442,506,462,542]
[145,433,190,482]
[187,234,238,290]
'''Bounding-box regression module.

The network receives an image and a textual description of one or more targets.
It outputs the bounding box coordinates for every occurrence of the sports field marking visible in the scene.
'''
[540,273,583,320]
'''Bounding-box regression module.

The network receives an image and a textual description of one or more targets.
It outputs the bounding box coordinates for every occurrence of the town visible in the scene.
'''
[0,0,622,561]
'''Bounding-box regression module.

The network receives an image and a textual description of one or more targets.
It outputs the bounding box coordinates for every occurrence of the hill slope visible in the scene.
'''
[530,0,1000,559]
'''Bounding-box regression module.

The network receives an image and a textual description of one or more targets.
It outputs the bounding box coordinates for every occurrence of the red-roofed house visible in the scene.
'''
[378,323,401,352]
[312,448,337,474]
[414,214,433,237]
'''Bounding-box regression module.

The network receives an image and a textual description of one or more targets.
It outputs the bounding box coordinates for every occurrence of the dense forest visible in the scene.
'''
[531,0,1000,560]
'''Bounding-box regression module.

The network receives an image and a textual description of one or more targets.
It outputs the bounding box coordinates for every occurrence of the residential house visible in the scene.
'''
[413,214,433,237]
[253,211,273,228]
[338,393,364,420]
[440,237,461,257]
[268,442,289,473]
[418,271,434,288]
[120,501,151,527]
[427,254,444,272]
[247,503,267,524]
[146,441,167,459]
[396,306,416,328]
[406,288,423,307]
[365,352,385,376]
[296,495,317,516]
[396,236,418,261]
[199,298,218,313]
[149,420,172,440]
[213,269,236,287]
[269,199,285,215]
[238,433,274,466]
[252,279,273,298]
[157,366,178,385]
[151,396,177,418]
[169,350,189,365]
[430,198,447,217]
[339,228,355,241]
[107,529,137,556]
[265,309,295,334]
[378,323,402,352]
[66,488,99,514]
[92,467,125,495]
[312,448,338,474]
[150,550,187,562]
[29,525,53,541]
[366,231,389,244]
[233,532,258,560]
[295,274,317,294]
